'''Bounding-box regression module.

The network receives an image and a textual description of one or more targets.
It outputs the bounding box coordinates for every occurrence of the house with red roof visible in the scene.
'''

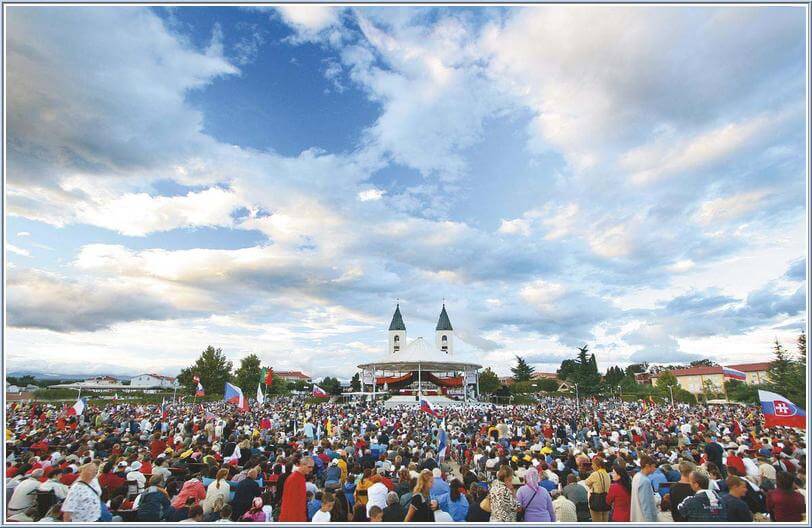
[648,362,770,395]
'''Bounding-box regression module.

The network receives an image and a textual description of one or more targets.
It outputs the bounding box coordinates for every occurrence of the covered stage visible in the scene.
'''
[358,336,482,402]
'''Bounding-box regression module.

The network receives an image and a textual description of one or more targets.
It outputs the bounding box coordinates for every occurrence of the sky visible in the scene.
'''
[4,5,808,380]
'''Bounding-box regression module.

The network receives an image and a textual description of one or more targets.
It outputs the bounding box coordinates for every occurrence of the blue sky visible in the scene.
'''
[5,5,807,379]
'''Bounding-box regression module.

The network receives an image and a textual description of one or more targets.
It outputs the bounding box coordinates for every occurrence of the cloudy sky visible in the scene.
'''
[5,5,807,379]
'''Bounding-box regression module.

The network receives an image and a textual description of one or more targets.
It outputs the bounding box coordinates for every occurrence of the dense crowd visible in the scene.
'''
[4,394,807,523]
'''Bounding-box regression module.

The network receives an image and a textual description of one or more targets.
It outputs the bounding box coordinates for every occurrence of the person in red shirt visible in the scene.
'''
[279,456,315,521]
[725,446,746,476]
[766,471,805,522]
[149,433,166,459]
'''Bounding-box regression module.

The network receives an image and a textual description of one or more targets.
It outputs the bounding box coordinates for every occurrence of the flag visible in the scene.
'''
[326,418,333,437]
[256,383,265,405]
[224,382,249,412]
[312,385,328,398]
[205,411,218,421]
[437,427,448,461]
[420,398,441,417]
[193,375,200,383]
[195,382,205,398]
[66,397,85,416]
[648,395,656,405]
[262,368,274,387]
[723,367,747,381]
[160,398,168,419]
[759,390,806,429]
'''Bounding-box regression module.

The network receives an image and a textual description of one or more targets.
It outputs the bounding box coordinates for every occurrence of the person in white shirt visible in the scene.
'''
[367,479,389,515]
[126,461,146,493]
[8,468,44,516]
[312,492,334,522]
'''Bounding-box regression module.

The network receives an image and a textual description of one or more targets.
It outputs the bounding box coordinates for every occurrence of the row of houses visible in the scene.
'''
[636,362,770,395]
[497,362,771,397]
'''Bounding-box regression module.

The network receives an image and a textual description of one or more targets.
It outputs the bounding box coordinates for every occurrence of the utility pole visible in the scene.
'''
[575,383,580,416]
[668,385,674,407]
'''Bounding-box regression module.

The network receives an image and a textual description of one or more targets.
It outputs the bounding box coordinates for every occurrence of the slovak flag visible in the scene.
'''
[195,382,205,397]
[66,397,86,416]
[759,390,806,429]
[312,385,328,398]
[420,398,441,417]
[224,382,249,412]
[723,367,747,381]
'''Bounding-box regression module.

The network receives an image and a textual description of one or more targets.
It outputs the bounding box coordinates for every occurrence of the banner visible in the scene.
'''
[465,371,478,385]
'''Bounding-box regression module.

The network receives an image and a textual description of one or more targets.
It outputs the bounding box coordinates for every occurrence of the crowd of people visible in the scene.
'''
[4,394,807,523]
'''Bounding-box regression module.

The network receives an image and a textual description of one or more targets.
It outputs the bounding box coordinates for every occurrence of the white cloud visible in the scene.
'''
[7,244,31,257]
[73,187,242,237]
[622,115,784,185]
[693,191,769,226]
[16,231,30,237]
[497,217,531,236]
[358,188,385,202]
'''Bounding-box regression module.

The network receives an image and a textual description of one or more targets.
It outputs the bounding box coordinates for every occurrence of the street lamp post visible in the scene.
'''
[668,385,674,407]
[574,383,580,416]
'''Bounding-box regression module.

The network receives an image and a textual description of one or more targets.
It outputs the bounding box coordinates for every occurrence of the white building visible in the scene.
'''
[129,373,178,389]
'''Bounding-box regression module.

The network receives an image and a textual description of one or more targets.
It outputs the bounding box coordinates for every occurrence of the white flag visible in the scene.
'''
[257,383,265,405]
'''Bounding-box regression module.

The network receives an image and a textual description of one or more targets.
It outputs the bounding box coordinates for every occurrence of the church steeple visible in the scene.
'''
[435,304,453,331]
[435,303,453,354]
[389,304,406,331]
[388,303,406,354]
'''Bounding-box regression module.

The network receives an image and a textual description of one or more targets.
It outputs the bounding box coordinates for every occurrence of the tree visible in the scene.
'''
[725,379,760,404]
[536,377,560,392]
[767,339,794,391]
[511,356,536,382]
[655,371,679,389]
[689,359,718,367]
[177,346,233,396]
[234,354,262,394]
[570,345,601,395]
[478,368,501,394]
[320,377,342,396]
[603,366,625,387]
[266,374,290,396]
[624,363,649,377]
[557,359,578,381]
[350,373,361,392]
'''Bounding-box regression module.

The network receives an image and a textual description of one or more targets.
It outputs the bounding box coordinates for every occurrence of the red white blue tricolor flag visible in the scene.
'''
[759,390,806,429]
[195,382,205,397]
[160,398,168,419]
[420,398,441,417]
[723,367,747,381]
[66,397,86,416]
[312,385,328,398]
[224,382,249,412]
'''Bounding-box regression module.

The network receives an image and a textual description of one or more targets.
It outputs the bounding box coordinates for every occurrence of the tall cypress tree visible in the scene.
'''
[511,355,536,382]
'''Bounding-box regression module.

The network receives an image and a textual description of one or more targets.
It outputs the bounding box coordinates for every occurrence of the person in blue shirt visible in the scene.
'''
[306,491,322,521]
[437,479,469,521]
[539,466,558,493]
[429,468,451,499]
[648,465,669,498]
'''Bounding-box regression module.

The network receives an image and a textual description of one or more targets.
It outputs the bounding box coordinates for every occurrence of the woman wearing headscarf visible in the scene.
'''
[241,497,267,521]
[516,467,556,522]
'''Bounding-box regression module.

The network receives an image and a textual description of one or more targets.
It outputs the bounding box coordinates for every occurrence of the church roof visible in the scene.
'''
[435,304,453,331]
[389,304,406,331]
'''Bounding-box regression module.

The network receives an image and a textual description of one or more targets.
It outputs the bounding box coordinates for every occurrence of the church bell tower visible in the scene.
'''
[388,303,406,354]
[435,303,453,354]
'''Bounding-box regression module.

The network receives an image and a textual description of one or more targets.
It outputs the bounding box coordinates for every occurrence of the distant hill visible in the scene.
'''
[7,370,130,381]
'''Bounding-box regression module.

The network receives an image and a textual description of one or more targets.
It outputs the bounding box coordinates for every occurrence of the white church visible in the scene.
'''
[387,303,454,355]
